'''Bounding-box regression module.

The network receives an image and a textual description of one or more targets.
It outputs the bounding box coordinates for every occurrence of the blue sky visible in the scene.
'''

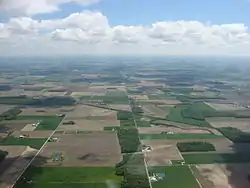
[0,0,250,56]
[32,0,250,26]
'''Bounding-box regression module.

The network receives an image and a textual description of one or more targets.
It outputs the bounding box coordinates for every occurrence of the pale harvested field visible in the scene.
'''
[138,126,212,134]
[0,90,24,97]
[109,104,131,111]
[0,78,10,83]
[0,105,15,115]
[129,95,149,100]
[0,147,37,188]
[71,91,105,97]
[207,117,250,132]
[71,92,93,96]
[141,140,182,166]
[35,132,122,166]
[88,86,107,93]
[142,104,167,117]
[154,120,223,136]
[91,85,126,90]
[66,105,117,119]
[194,164,250,188]
[82,74,109,78]
[140,99,181,105]
[207,138,234,152]
[20,106,74,116]
[21,124,36,131]
[11,130,53,138]
[192,85,208,91]
[42,91,67,96]
[205,102,246,111]
[138,81,165,87]
[18,83,57,89]
[58,119,120,131]
[0,120,36,133]
[20,90,43,97]
[0,146,27,175]
[65,84,89,92]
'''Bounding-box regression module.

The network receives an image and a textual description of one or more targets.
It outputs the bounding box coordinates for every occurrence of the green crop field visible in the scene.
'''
[177,142,216,152]
[16,115,63,130]
[157,106,172,113]
[135,120,151,127]
[148,94,175,100]
[0,136,46,149]
[149,166,200,188]
[105,90,127,97]
[91,96,129,105]
[182,152,250,164]
[139,133,222,140]
[14,166,122,188]
[166,104,211,127]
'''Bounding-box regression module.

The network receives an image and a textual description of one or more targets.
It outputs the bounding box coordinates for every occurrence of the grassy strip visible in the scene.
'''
[182,152,250,164]
[139,133,222,140]
[16,116,63,130]
[0,136,46,149]
[14,166,121,188]
[177,142,216,152]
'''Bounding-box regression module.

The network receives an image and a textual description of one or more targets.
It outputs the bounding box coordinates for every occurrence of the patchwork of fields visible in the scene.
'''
[1,64,250,188]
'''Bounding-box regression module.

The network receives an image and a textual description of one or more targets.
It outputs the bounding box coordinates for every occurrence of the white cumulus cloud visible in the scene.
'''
[0,0,100,16]
[0,11,250,56]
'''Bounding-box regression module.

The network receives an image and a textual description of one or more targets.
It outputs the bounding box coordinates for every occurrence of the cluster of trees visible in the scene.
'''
[0,107,22,120]
[62,121,75,125]
[116,154,150,188]
[218,127,250,143]
[0,150,8,163]
[177,141,216,152]
[117,128,141,153]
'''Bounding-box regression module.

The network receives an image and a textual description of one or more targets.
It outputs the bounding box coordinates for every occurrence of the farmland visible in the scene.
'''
[16,116,63,130]
[1,57,250,188]
[149,166,200,188]
[14,166,122,188]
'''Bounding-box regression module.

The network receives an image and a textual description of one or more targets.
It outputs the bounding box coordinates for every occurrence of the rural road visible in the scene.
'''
[9,115,68,188]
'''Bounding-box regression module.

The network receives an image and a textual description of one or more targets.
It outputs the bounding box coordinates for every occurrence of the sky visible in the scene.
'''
[0,0,250,56]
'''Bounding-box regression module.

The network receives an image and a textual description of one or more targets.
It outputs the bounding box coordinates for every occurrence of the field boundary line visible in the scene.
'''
[10,116,67,188]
